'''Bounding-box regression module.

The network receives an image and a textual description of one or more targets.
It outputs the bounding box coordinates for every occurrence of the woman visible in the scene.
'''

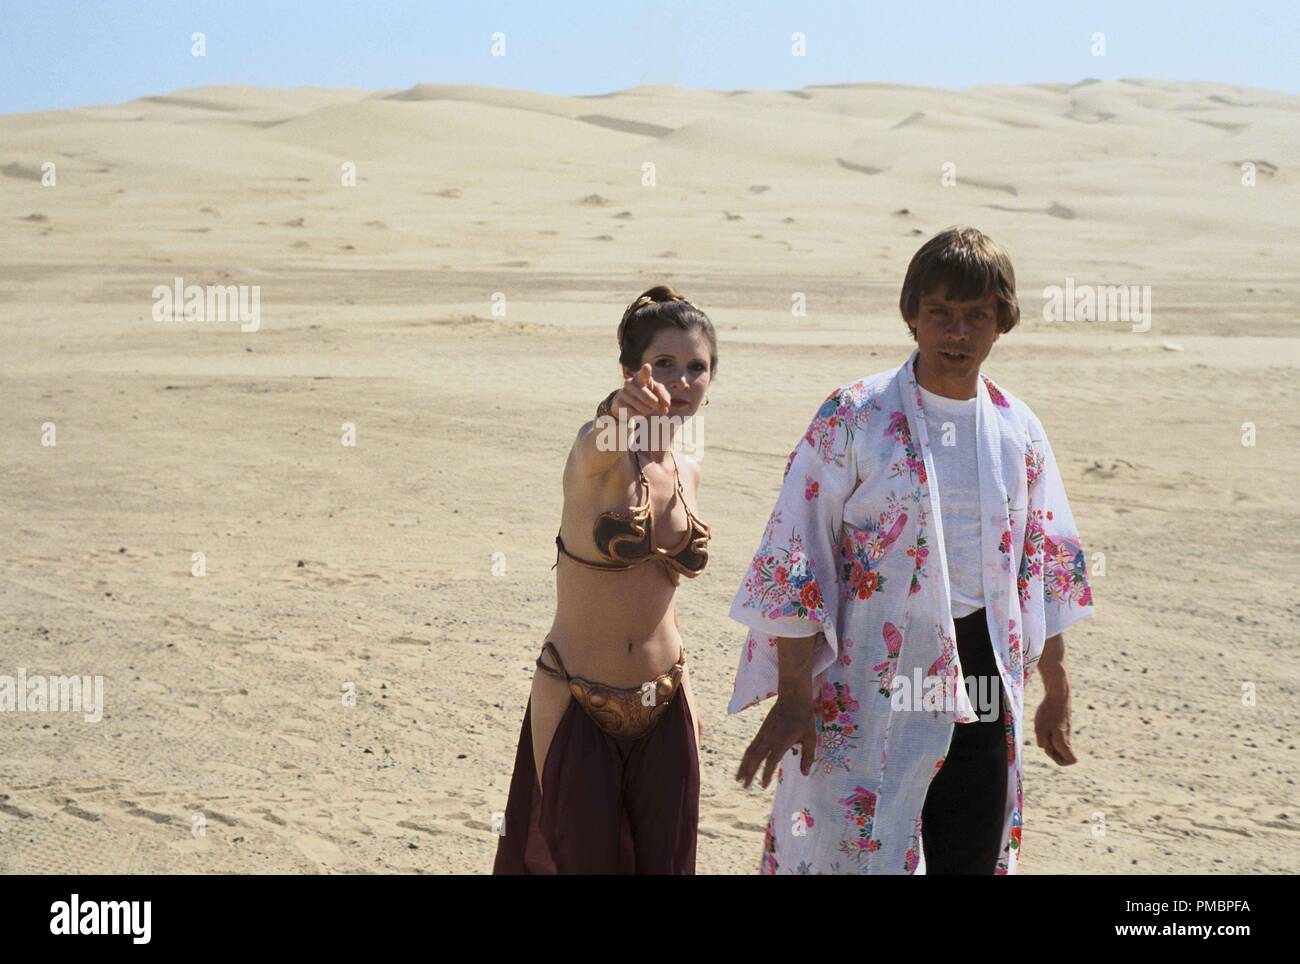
[493,286,716,875]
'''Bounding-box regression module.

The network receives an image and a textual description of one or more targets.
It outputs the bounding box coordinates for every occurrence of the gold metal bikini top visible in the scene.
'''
[553,449,710,577]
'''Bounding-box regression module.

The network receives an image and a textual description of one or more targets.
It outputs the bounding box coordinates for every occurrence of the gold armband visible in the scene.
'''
[596,389,619,420]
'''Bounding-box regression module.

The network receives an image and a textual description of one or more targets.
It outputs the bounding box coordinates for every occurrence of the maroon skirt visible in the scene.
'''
[492,683,699,874]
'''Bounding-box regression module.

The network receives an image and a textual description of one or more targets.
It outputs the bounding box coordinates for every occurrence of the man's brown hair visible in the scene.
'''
[898,226,1020,340]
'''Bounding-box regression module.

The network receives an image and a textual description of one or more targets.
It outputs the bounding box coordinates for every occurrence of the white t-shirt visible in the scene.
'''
[918,385,985,618]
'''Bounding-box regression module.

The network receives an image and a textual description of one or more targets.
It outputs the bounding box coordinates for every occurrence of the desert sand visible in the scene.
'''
[1,78,1297,873]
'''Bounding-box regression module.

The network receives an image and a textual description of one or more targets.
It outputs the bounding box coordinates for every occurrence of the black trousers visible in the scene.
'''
[920,608,1008,874]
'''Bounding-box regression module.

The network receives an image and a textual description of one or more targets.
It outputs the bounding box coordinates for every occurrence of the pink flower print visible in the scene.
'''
[983,375,1010,408]
[804,477,820,501]
[927,633,963,711]
[874,622,904,697]
[887,410,910,442]
[784,447,798,481]
[1045,538,1074,572]
[1025,445,1045,487]
[882,621,903,658]
[840,786,877,820]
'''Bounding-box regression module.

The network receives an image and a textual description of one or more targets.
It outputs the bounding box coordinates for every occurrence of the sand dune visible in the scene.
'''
[1,79,1298,874]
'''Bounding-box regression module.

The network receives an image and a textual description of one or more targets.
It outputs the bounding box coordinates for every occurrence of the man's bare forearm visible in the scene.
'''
[775,633,819,703]
[1038,633,1069,693]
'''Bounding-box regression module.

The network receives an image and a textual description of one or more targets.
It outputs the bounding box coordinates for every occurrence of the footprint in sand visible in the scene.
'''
[397,819,443,837]
[963,177,1018,197]
[295,834,348,867]
[1,162,44,181]
[836,158,885,175]
[987,201,1076,220]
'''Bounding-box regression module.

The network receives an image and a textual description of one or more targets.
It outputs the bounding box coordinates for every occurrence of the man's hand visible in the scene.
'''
[1034,683,1078,766]
[735,696,818,789]
[1034,633,1077,765]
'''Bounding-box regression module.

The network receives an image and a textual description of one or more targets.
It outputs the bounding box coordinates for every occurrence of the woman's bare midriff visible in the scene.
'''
[530,559,689,790]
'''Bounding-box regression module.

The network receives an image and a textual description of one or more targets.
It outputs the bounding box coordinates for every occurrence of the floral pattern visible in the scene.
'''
[1043,533,1091,607]
[983,374,1010,408]
[838,786,881,862]
[805,383,874,468]
[925,628,963,714]
[837,507,907,602]
[743,531,827,621]
[907,531,929,595]
[1025,441,1045,488]
[904,813,923,873]
[1007,618,1023,682]
[815,680,861,772]
[995,725,1024,875]
[886,411,927,484]
[873,622,903,697]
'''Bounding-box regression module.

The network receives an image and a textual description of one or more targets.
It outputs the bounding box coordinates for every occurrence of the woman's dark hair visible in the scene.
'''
[617,285,718,375]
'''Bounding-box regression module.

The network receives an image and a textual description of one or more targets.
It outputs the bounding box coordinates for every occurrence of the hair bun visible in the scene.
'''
[617,286,691,347]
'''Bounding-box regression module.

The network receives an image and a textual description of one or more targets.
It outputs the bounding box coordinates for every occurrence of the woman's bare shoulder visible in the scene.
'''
[565,425,627,492]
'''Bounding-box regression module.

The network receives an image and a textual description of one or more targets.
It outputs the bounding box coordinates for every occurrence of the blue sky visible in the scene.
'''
[2,0,1296,114]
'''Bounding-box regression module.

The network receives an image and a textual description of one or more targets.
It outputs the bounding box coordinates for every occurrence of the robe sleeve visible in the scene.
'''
[727,389,861,713]
[1025,416,1095,644]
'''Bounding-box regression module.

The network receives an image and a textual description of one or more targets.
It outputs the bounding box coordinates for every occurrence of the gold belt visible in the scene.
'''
[536,640,685,741]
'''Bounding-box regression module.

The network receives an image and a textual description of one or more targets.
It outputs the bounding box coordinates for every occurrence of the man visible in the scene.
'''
[730,226,1093,874]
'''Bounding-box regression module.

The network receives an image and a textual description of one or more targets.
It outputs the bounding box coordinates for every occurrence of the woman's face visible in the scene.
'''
[625,328,713,416]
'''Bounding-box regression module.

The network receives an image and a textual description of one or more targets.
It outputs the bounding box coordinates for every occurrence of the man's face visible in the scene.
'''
[907,289,1001,380]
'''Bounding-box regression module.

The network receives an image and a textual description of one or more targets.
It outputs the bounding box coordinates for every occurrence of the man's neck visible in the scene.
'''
[913,354,978,400]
